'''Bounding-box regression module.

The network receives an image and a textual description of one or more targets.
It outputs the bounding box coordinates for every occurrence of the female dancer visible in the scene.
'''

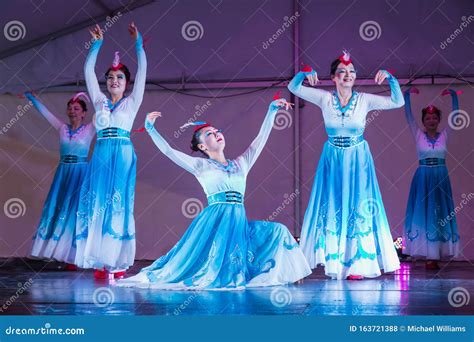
[25,91,95,269]
[403,87,461,269]
[75,22,147,279]
[117,98,312,290]
[288,51,404,280]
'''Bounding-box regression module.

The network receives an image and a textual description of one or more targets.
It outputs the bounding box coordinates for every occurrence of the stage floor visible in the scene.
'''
[0,259,473,316]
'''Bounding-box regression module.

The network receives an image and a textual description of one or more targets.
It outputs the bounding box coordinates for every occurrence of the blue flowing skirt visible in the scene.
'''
[404,165,459,259]
[300,140,400,279]
[117,203,311,290]
[31,162,88,264]
[75,137,136,271]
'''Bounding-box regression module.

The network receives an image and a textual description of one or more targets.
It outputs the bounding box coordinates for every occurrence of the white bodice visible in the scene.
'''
[58,123,95,157]
[415,129,447,160]
[288,71,405,137]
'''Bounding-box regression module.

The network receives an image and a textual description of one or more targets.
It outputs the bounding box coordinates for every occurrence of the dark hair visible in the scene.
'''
[105,64,131,83]
[422,107,442,122]
[190,129,209,157]
[67,98,87,112]
[330,58,356,76]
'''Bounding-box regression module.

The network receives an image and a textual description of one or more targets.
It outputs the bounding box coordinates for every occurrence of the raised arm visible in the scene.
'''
[403,87,419,137]
[84,25,106,106]
[128,30,147,111]
[287,68,327,107]
[442,89,462,133]
[365,70,405,111]
[145,113,200,174]
[237,99,291,172]
[24,92,63,130]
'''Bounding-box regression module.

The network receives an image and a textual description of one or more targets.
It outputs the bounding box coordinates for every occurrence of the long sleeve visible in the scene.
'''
[237,100,280,172]
[287,71,328,107]
[403,90,419,137]
[84,39,106,106]
[24,92,63,130]
[365,71,405,111]
[445,89,460,134]
[145,119,200,174]
[128,33,147,111]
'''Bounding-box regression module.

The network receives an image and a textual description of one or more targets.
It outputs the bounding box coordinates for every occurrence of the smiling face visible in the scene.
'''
[106,70,127,97]
[196,126,226,155]
[422,112,441,131]
[331,62,357,89]
[66,101,86,125]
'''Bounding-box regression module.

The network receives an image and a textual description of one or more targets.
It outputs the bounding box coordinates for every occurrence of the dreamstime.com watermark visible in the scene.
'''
[439,192,474,227]
[174,100,212,138]
[173,291,199,315]
[0,278,33,313]
[440,15,474,50]
[263,190,300,226]
[84,12,123,49]
[4,323,85,336]
[262,12,300,49]
[0,101,33,135]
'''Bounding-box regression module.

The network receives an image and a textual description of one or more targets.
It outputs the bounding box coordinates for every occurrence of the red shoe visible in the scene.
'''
[64,264,78,271]
[113,271,126,279]
[425,261,440,270]
[347,275,364,280]
[94,269,108,279]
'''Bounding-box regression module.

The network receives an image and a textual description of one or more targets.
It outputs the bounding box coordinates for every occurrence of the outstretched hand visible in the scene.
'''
[128,22,139,40]
[374,70,388,85]
[273,99,294,111]
[146,111,162,126]
[441,89,463,96]
[89,24,103,40]
[306,72,319,86]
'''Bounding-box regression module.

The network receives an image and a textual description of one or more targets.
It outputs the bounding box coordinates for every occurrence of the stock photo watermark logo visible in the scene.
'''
[84,12,123,49]
[447,287,470,308]
[174,100,212,138]
[273,109,293,130]
[3,20,26,41]
[93,287,115,308]
[440,16,474,50]
[3,198,26,219]
[5,322,85,336]
[181,198,203,219]
[365,109,382,127]
[0,278,33,313]
[93,110,111,130]
[173,291,199,315]
[448,109,470,130]
[182,20,204,41]
[359,21,382,42]
[264,191,300,226]
[270,287,292,308]
[0,102,33,136]
[262,12,300,50]
[439,192,473,227]
[359,198,381,218]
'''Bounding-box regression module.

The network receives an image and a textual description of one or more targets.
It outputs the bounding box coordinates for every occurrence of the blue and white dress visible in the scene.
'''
[403,90,460,260]
[75,34,147,271]
[288,70,404,279]
[117,101,311,290]
[26,93,95,264]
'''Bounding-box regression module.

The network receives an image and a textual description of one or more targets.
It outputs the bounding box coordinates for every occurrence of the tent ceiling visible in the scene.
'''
[0,0,472,94]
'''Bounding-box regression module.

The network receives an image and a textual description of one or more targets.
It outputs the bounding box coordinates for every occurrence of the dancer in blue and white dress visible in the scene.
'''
[403,87,461,269]
[117,98,311,290]
[25,92,95,268]
[288,51,404,280]
[75,22,147,278]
